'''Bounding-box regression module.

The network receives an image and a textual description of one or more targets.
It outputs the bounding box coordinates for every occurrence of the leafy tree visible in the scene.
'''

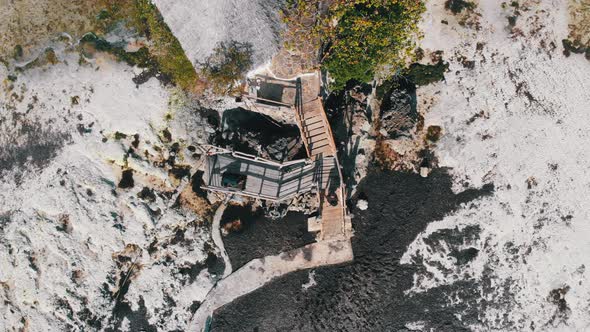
[321,0,425,90]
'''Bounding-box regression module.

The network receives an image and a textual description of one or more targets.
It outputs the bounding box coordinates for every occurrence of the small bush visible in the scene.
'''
[199,41,253,94]
[13,45,23,59]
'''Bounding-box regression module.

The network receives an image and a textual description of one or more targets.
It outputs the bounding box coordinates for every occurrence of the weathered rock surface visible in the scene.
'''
[153,0,285,69]
[326,83,375,196]
[379,79,418,139]
[211,108,305,161]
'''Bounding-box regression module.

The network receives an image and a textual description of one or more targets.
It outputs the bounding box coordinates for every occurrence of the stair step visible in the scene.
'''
[303,108,322,118]
[323,207,342,214]
[303,99,323,113]
[309,140,329,150]
[320,157,336,164]
[307,127,325,137]
[317,163,336,170]
[305,120,325,131]
[308,133,328,144]
[312,145,333,157]
[303,115,322,125]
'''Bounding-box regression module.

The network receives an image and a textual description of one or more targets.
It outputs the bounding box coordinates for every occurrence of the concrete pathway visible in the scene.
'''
[211,203,232,278]
[189,239,354,331]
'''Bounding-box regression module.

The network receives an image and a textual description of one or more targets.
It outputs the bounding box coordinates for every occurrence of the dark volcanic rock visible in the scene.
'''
[118,169,134,188]
[221,204,315,270]
[451,247,479,265]
[211,108,306,162]
[211,169,494,331]
[379,79,418,139]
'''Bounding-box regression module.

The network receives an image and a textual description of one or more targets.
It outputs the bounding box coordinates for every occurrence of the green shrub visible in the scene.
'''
[426,125,442,142]
[321,0,425,90]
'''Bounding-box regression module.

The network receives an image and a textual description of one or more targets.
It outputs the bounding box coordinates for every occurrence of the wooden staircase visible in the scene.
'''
[300,99,337,158]
[292,77,336,159]
[292,76,350,240]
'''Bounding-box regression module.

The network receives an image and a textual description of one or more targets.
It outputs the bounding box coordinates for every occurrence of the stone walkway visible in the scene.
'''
[211,203,232,279]
[189,239,353,331]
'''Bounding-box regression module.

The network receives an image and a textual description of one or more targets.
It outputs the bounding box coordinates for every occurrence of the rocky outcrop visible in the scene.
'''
[326,83,375,196]
[379,79,418,139]
[211,108,305,162]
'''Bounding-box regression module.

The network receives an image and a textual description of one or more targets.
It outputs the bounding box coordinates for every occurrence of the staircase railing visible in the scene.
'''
[293,78,311,157]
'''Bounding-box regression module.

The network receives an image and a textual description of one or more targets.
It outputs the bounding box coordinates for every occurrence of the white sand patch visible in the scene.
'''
[403,0,590,330]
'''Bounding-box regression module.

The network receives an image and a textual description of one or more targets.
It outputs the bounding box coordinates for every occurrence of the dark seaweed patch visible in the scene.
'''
[190,170,207,197]
[169,164,191,180]
[137,187,156,202]
[108,296,156,332]
[451,247,479,265]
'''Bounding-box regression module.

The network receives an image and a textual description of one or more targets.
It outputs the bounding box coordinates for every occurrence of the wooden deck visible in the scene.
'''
[204,152,316,201]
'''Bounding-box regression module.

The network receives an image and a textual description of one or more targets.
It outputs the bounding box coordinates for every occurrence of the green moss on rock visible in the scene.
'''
[426,125,442,142]
[445,0,476,14]
[93,0,198,91]
[404,61,449,86]
[131,0,197,90]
